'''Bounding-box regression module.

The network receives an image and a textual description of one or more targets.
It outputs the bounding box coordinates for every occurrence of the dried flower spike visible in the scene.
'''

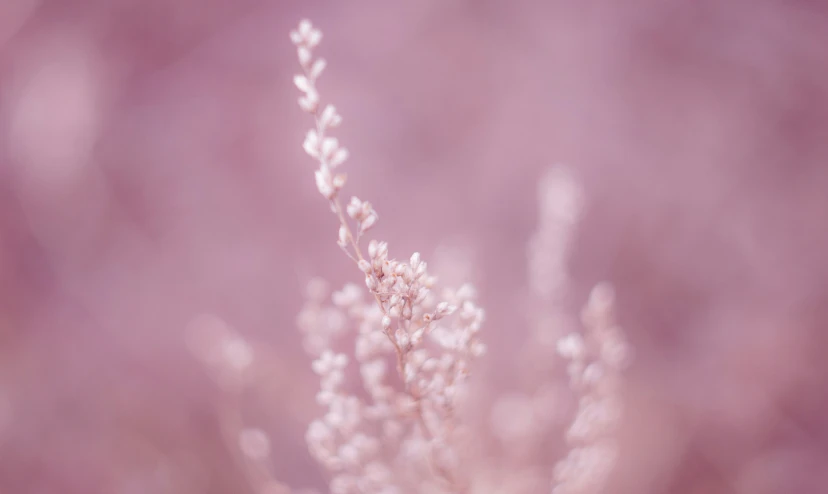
[292,19,485,493]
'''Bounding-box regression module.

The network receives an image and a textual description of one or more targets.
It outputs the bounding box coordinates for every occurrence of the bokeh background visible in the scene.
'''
[2,0,828,492]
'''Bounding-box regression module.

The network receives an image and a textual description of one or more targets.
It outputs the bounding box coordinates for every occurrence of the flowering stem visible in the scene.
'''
[294,21,468,492]
[330,195,464,492]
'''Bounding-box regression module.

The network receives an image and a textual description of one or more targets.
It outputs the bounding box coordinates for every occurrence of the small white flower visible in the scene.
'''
[337,225,348,248]
[359,212,378,233]
[294,74,310,92]
[356,259,371,273]
[296,46,311,65]
[434,302,456,319]
[310,58,327,79]
[314,166,335,199]
[303,129,319,157]
[291,19,322,48]
[394,328,410,348]
[298,88,319,113]
[320,104,338,128]
[346,197,363,219]
[321,137,339,158]
[330,148,349,167]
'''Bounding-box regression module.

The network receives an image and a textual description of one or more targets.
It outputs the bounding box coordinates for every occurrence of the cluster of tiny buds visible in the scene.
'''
[290,20,323,112]
[291,19,487,492]
[552,283,630,494]
[301,282,436,493]
[292,19,349,200]
[343,197,378,241]
[297,250,484,492]
[360,240,455,341]
[556,284,630,388]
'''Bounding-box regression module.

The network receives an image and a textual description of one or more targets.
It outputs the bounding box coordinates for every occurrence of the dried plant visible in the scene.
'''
[189,18,633,494]
[288,19,632,494]
[291,19,486,494]
[480,166,590,491]
[552,283,631,494]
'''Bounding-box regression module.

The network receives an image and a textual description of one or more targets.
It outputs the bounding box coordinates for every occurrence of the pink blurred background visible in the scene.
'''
[2,1,828,492]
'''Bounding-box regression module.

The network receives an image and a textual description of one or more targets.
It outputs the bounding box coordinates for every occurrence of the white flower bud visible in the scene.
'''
[435,302,456,318]
[319,104,336,125]
[314,166,334,199]
[337,225,348,248]
[297,19,313,38]
[330,148,349,167]
[306,29,322,48]
[376,242,388,259]
[303,129,319,157]
[395,328,409,348]
[411,327,424,344]
[347,197,362,219]
[381,315,392,330]
[358,259,372,273]
[360,212,377,232]
[310,58,327,79]
[321,136,337,156]
[296,47,311,65]
[298,88,319,113]
[294,74,310,93]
